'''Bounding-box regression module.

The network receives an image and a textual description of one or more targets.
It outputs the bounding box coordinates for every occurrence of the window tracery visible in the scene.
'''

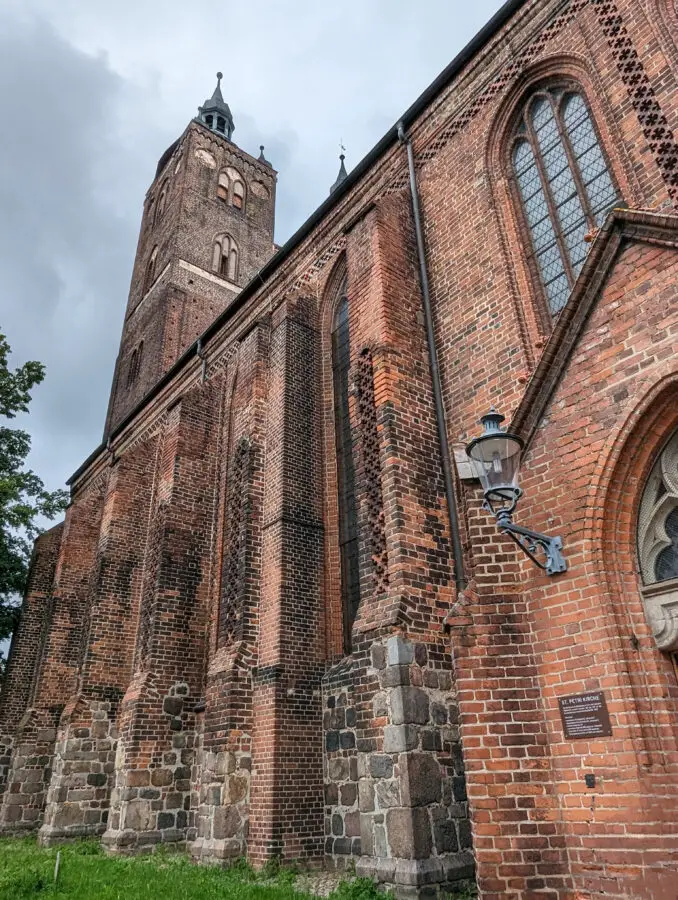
[511,86,618,316]
[637,429,678,651]
[638,431,678,585]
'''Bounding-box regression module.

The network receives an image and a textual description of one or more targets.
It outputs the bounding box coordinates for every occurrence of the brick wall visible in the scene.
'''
[3,1,678,897]
[0,525,63,798]
[105,123,276,434]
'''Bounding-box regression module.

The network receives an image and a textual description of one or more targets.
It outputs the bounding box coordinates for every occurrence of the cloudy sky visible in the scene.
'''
[0,0,506,503]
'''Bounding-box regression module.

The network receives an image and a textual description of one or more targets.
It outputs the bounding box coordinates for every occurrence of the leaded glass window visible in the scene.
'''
[512,87,618,316]
[331,288,361,651]
[638,431,678,585]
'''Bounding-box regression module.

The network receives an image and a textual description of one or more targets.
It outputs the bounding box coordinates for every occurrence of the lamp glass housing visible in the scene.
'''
[466,410,524,509]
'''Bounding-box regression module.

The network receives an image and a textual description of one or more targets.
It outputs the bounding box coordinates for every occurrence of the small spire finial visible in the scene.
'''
[258,145,272,167]
[330,147,349,194]
[216,71,223,82]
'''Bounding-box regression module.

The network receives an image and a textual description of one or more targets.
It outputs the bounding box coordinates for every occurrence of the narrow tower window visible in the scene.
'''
[154,180,169,226]
[126,340,144,388]
[233,180,245,210]
[331,287,360,650]
[212,234,238,281]
[217,116,226,134]
[143,246,158,294]
[511,86,618,317]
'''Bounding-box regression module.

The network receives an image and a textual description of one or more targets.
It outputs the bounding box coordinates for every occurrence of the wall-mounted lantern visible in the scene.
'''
[466,408,567,576]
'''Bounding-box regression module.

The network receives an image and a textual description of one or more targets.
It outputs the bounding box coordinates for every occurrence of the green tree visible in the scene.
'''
[0,332,68,675]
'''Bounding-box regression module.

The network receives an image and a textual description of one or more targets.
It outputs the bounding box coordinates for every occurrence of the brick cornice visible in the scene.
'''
[511,208,678,448]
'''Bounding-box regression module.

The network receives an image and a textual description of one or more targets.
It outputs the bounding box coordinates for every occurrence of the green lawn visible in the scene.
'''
[0,837,375,900]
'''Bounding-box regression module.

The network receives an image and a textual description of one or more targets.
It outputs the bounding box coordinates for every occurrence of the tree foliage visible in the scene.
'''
[0,332,68,672]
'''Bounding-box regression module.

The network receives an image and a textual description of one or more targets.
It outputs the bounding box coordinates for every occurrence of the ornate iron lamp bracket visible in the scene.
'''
[494,508,567,576]
[466,409,568,578]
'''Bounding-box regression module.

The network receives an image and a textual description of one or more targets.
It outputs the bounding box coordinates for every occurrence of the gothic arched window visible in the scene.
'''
[638,431,678,585]
[331,286,360,650]
[511,86,618,317]
[156,180,169,223]
[637,429,678,652]
[143,246,158,294]
[217,172,229,202]
[212,234,238,280]
[126,340,143,388]
[233,180,245,210]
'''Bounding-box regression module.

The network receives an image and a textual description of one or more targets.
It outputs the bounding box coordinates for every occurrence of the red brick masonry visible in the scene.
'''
[2,1,678,897]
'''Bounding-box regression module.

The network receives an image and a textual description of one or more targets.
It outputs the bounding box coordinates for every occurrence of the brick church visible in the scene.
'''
[2,0,678,896]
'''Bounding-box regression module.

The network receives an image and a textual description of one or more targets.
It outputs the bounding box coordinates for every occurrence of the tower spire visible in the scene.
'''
[198,71,235,140]
[330,152,348,194]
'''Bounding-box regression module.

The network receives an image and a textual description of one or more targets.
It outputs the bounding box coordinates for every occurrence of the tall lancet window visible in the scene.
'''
[512,86,618,316]
[331,287,360,650]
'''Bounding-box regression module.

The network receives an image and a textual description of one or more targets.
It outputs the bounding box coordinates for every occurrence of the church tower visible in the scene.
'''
[104,74,277,434]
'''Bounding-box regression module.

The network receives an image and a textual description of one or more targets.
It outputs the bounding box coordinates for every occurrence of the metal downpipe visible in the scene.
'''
[397,122,467,593]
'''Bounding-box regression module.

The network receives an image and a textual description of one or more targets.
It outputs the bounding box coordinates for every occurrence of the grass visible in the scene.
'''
[0,837,479,900]
[0,837,334,900]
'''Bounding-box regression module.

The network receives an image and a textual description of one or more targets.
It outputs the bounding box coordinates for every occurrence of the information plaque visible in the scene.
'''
[558,691,612,740]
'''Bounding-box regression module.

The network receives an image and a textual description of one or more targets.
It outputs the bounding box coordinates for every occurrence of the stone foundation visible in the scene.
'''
[102,681,197,853]
[0,731,14,797]
[190,740,251,862]
[324,637,474,897]
[38,696,118,845]
[0,708,59,833]
[322,658,361,868]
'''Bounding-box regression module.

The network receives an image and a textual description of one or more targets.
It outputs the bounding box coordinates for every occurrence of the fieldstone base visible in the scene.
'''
[38,696,117,845]
[0,730,14,797]
[102,683,197,853]
[190,745,251,862]
[322,636,476,898]
[0,708,59,834]
[356,854,476,899]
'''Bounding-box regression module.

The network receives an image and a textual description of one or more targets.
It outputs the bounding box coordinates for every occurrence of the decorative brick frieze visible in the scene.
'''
[592,0,678,203]
[218,437,252,648]
[355,350,389,599]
